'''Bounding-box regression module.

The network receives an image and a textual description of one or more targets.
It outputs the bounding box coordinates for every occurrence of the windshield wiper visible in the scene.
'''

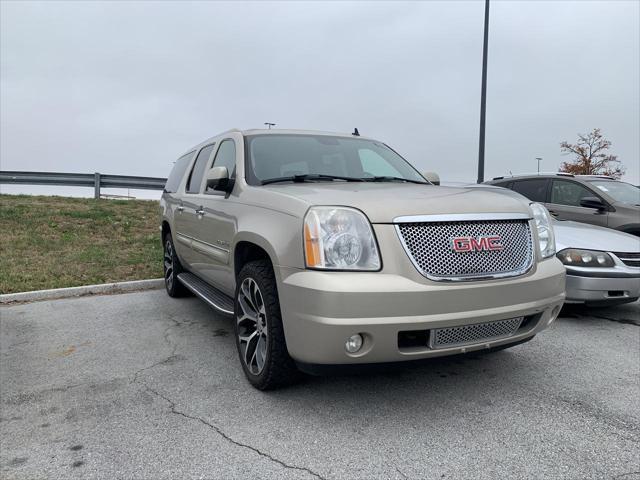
[365,176,430,185]
[261,174,365,185]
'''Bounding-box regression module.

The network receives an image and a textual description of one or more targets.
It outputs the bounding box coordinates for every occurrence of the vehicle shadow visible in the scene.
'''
[560,301,640,326]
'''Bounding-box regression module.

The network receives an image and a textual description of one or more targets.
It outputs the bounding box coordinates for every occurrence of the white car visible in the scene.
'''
[553,220,640,306]
[451,182,640,307]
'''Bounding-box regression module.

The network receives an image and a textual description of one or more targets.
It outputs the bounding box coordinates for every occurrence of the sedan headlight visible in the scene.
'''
[304,206,381,270]
[557,249,615,267]
[530,203,556,259]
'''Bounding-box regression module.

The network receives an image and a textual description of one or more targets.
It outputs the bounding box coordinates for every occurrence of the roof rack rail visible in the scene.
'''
[491,172,575,180]
[576,174,614,179]
[216,128,242,136]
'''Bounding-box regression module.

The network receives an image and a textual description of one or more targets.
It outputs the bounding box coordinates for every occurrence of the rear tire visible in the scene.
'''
[234,260,300,390]
[163,234,189,297]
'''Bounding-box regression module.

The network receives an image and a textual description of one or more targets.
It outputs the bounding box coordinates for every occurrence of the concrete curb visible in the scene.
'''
[0,279,165,305]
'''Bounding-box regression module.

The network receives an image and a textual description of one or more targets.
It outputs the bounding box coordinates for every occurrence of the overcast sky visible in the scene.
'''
[1,0,638,198]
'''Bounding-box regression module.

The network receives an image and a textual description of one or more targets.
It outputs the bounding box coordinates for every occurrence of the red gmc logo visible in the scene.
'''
[451,236,504,252]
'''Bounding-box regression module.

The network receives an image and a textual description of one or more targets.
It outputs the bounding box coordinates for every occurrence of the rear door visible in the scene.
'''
[546,179,609,226]
[163,151,196,263]
[510,178,550,203]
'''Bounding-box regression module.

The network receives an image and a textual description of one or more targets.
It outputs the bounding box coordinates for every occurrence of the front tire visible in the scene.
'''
[163,234,189,297]
[234,260,300,390]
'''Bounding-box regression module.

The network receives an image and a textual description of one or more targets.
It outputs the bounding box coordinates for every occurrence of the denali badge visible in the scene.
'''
[451,236,504,252]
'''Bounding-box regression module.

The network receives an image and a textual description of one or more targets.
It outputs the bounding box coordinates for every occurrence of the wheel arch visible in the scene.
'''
[233,234,278,279]
[161,220,171,242]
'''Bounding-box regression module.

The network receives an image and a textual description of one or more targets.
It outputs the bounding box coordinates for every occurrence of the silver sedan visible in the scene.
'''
[553,220,640,306]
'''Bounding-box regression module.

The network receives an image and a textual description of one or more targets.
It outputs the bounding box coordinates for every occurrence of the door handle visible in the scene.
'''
[548,210,558,217]
[195,207,205,216]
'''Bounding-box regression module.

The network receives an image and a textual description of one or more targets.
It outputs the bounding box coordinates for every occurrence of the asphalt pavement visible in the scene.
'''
[1,290,639,479]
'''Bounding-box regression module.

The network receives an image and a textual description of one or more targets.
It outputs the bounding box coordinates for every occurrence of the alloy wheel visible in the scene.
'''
[237,277,268,375]
[164,239,174,290]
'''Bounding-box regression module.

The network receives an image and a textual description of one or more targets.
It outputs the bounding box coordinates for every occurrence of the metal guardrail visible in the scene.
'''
[0,171,167,198]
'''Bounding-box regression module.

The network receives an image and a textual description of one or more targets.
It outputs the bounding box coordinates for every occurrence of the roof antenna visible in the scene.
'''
[264,122,276,129]
[352,127,360,136]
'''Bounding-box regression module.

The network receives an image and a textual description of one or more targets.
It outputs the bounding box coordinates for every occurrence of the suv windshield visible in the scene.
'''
[589,180,640,206]
[245,134,426,185]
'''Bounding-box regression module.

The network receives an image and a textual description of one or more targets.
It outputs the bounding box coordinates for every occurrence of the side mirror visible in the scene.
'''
[423,171,440,185]
[580,196,606,210]
[206,166,233,192]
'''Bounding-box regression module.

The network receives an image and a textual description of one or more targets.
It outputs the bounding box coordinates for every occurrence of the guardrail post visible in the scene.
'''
[94,172,101,199]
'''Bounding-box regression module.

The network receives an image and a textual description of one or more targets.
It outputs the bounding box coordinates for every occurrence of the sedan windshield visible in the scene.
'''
[589,180,640,206]
[244,134,426,185]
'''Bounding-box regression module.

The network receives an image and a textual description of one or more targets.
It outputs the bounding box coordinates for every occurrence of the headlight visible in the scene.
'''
[304,206,381,270]
[530,203,556,259]
[557,249,615,267]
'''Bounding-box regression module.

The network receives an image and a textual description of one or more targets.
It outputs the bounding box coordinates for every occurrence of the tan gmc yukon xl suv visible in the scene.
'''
[160,129,566,389]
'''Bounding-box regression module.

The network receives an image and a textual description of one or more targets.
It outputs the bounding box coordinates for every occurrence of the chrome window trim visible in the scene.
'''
[393,213,531,223]
[393,220,536,282]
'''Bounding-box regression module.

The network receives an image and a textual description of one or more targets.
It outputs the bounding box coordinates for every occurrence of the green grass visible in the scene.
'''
[0,194,163,294]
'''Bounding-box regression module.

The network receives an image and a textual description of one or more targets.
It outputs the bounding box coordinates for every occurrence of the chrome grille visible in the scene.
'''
[429,317,524,349]
[613,252,640,268]
[396,219,534,280]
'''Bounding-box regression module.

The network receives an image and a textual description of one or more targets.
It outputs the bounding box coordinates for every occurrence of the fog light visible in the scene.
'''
[345,334,363,353]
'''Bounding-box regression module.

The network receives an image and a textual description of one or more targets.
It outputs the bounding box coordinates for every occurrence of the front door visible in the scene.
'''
[191,139,238,295]
[545,179,609,227]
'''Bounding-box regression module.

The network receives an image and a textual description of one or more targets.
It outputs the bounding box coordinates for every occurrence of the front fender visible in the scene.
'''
[233,208,305,275]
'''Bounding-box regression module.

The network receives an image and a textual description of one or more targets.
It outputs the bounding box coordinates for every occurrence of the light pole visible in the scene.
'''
[476,0,490,184]
[264,122,276,129]
[536,157,542,174]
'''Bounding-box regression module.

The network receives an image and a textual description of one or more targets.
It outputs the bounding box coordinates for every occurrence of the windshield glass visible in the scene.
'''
[245,134,426,185]
[589,180,640,205]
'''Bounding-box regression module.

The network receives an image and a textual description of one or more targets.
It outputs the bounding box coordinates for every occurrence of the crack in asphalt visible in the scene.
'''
[130,313,327,480]
[130,322,179,386]
[613,471,640,479]
[140,381,327,480]
[590,314,639,327]
[395,466,409,479]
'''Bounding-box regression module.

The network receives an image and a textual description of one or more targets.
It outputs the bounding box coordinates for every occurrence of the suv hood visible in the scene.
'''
[262,183,531,223]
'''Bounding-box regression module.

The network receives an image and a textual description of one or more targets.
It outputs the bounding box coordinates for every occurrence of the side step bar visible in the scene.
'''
[177,272,234,316]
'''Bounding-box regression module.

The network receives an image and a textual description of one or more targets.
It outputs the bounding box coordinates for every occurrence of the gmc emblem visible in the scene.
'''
[451,236,504,252]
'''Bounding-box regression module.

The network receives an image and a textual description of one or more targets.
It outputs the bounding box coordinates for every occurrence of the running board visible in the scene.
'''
[177,273,234,315]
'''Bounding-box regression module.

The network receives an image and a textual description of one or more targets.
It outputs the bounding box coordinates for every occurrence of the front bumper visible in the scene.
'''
[565,271,640,305]
[277,258,565,365]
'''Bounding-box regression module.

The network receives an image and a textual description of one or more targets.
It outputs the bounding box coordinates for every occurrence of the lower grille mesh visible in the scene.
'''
[429,317,523,349]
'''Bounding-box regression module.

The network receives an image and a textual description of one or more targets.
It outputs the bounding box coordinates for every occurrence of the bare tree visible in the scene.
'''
[559,128,624,179]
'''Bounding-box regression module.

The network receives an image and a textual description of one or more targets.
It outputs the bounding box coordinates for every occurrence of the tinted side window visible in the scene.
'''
[212,140,237,174]
[550,180,595,207]
[511,179,548,202]
[186,144,215,194]
[164,152,194,193]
